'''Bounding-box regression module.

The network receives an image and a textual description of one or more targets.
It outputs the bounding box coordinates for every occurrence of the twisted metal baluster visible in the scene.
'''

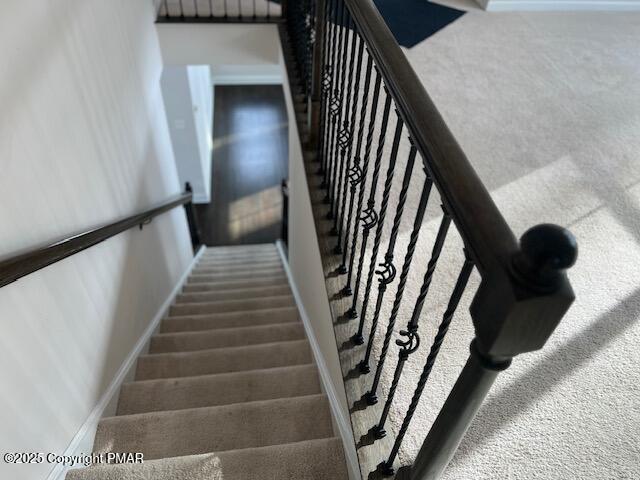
[373,210,452,439]
[333,33,364,251]
[323,2,347,200]
[337,54,373,273]
[332,26,363,243]
[343,69,381,295]
[318,0,337,176]
[352,114,404,353]
[327,11,353,219]
[381,250,475,476]
[347,89,391,329]
[358,143,417,375]
[365,160,434,404]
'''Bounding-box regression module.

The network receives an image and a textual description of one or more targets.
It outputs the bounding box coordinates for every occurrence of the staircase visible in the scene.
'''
[67,243,349,480]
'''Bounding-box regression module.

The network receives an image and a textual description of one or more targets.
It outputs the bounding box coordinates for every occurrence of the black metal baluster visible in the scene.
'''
[324,2,348,210]
[331,21,361,242]
[348,89,391,331]
[179,0,185,18]
[337,53,372,273]
[319,0,338,178]
[381,251,475,476]
[329,13,354,223]
[163,0,169,18]
[364,148,434,405]
[343,68,381,295]
[317,0,334,175]
[224,0,228,17]
[194,0,199,17]
[238,0,242,18]
[373,210,452,439]
[208,0,214,17]
[358,140,413,375]
[333,34,364,253]
[352,113,403,353]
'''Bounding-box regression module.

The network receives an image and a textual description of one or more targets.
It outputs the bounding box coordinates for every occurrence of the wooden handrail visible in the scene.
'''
[0,191,193,289]
[344,0,518,277]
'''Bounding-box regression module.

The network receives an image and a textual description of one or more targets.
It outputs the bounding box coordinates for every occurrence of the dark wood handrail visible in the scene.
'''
[0,191,192,289]
[344,0,518,276]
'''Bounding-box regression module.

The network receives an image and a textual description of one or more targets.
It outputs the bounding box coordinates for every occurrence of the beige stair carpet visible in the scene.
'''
[68,244,348,480]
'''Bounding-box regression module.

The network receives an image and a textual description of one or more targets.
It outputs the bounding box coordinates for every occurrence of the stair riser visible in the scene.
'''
[182,278,290,292]
[136,340,311,380]
[198,254,281,265]
[94,395,333,460]
[150,323,305,353]
[169,296,295,316]
[117,364,321,415]
[188,272,287,284]
[161,307,300,333]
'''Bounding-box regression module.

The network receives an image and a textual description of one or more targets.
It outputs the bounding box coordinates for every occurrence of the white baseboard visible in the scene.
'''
[275,240,361,480]
[484,0,640,11]
[47,245,206,480]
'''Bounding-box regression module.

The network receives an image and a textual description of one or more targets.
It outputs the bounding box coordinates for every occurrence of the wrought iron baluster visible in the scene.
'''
[333,34,364,252]
[323,1,346,199]
[358,140,414,375]
[381,251,475,475]
[337,53,372,273]
[331,21,361,242]
[347,89,391,331]
[318,0,336,176]
[163,0,169,18]
[194,0,199,17]
[224,0,228,18]
[179,0,185,18]
[208,0,213,17]
[352,113,403,353]
[373,210,452,439]
[365,151,435,405]
[343,68,381,295]
[237,0,242,18]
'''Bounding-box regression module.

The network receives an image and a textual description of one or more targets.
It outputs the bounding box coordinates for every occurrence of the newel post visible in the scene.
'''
[308,0,326,149]
[183,182,201,253]
[410,224,578,480]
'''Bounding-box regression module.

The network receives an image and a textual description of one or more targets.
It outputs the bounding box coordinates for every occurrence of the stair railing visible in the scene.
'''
[0,184,200,289]
[287,0,578,478]
[155,0,286,22]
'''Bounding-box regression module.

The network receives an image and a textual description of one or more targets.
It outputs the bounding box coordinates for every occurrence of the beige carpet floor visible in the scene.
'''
[67,244,349,480]
[332,7,640,480]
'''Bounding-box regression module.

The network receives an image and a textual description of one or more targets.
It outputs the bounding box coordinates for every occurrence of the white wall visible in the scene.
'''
[161,65,213,203]
[478,0,640,10]
[0,1,193,479]
[157,23,283,84]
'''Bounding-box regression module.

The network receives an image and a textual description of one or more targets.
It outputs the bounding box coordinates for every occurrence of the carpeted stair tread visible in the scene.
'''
[93,394,333,460]
[135,339,312,380]
[193,264,283,275]
[67,438,348,480]
[182,277,289,292]
[161,306,300,332]
[197,257,282,268]
[117,364,321,415]
[169,294,295,316]
[149,322,305,353]
[177,285,291,303]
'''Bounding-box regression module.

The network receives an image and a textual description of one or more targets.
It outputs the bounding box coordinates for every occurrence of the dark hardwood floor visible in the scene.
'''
[194,85,289,246]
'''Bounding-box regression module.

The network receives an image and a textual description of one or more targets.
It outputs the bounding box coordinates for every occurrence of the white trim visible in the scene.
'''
[275,240,361,480]
[484,0,640,11]
[47,246,206,480]
[212,74,283,85]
